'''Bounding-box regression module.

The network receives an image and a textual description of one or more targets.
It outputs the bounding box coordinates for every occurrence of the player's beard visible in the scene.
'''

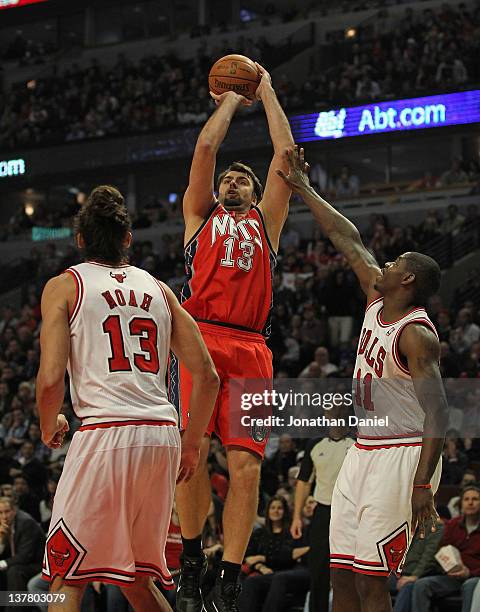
[223,196,244,209]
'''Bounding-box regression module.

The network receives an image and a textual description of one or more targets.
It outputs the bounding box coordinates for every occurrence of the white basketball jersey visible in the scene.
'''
[65,262,177,425]
[353,297,438,440]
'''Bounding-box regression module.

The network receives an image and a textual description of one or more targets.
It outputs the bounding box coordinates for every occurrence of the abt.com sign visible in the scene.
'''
[290,90,480,141]
[0,158,25,178]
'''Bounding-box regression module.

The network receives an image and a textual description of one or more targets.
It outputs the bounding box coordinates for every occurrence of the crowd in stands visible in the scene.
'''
[1,32,59,66]
[1,3,480,152]
[309,2,480,108]
[0,34,280,151]
[0,0,428,65]
[0,201,480,609]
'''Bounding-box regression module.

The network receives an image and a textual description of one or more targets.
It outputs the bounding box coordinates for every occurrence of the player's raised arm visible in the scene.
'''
[161,283,220,480]
[183,91,251,240]
[256,63,295,252]
[399,324,449,538]
[37,273,75,448]
[277,146,381,300]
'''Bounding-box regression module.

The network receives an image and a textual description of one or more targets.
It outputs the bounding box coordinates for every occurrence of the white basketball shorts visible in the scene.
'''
[330,436,441,577]
[42,420,180,588]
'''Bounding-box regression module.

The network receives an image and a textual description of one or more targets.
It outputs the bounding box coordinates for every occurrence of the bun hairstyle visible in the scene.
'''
[74,185,131,265]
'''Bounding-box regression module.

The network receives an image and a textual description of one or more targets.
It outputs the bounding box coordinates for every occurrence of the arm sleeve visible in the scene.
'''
[297,439,319,483]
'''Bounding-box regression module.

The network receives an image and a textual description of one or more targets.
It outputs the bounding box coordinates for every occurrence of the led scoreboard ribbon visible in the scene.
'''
[0,0,48,9]
[290,90,480,142]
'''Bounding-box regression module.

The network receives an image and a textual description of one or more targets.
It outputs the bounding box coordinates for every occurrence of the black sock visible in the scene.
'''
[219,560,241,587]
[182,535,202,558]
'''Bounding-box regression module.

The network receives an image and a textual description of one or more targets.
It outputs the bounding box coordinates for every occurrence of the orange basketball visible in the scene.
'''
[208,54,260,99]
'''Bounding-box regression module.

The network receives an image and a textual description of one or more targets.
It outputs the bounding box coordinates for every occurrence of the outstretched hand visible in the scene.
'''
[276,146,311,193]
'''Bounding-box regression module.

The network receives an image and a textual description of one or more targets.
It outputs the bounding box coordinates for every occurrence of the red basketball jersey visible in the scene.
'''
[181,203,276,335]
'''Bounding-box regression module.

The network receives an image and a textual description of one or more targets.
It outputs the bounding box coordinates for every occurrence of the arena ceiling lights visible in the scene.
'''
[290,90,480,142]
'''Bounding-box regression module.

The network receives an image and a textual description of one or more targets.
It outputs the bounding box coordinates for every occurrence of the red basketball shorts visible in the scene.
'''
[169,321,273,458]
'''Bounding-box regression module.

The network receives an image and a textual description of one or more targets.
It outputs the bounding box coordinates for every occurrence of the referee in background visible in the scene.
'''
[290,411,353,612]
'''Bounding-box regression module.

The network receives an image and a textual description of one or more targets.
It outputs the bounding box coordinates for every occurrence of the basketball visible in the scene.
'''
[208,54,261,99]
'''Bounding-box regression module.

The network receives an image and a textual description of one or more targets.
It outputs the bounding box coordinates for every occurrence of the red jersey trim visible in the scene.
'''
[358,433,423,440]
[154,278,172,320]
[330,554,355,561]
[184,202,219,250]
[355,441,423,450]
[42,567,174,589]
[330,563,354,571]
[79,419,176,431]
[85,261,131,268]
[376,306,425,327]
[135,561,174,584]
[65,268,84,325]
[365,296,383,312]
[42,571,135,586]
[392,319,439,375]
[353,559,384,567]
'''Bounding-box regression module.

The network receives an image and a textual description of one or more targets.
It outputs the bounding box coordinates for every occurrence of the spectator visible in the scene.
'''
[440,161,469,188]
[9,441,48,498]
[454,308,480,347]
[299,347,338,378]
[25,423,51,463]
[308,161,328,193]
[39,476,59,532]
[262,435,297,496]
[390,520,444,612]
[334,166,360,198]
[323,270,356,347]
[239,496,309,612]
[0,496,45,600]
[441,436,469,485]
[299,306,327,354]
[411,485,480,611]
[406,171,438,192]
[447,471,478,519]
[4,408,29,451]
[12,476,40,523]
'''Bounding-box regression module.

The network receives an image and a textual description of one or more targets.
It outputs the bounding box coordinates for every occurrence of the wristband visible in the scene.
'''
[413,483,432,489]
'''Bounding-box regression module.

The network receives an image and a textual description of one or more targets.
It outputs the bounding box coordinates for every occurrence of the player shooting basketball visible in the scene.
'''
[172,63,294,612]
[277,146,449,612]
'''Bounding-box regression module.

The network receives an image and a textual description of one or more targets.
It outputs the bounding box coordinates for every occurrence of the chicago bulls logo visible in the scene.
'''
[50,547,71,567]
[44,519,86,580]
[378,525,408,573]
[110,271,127,283]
